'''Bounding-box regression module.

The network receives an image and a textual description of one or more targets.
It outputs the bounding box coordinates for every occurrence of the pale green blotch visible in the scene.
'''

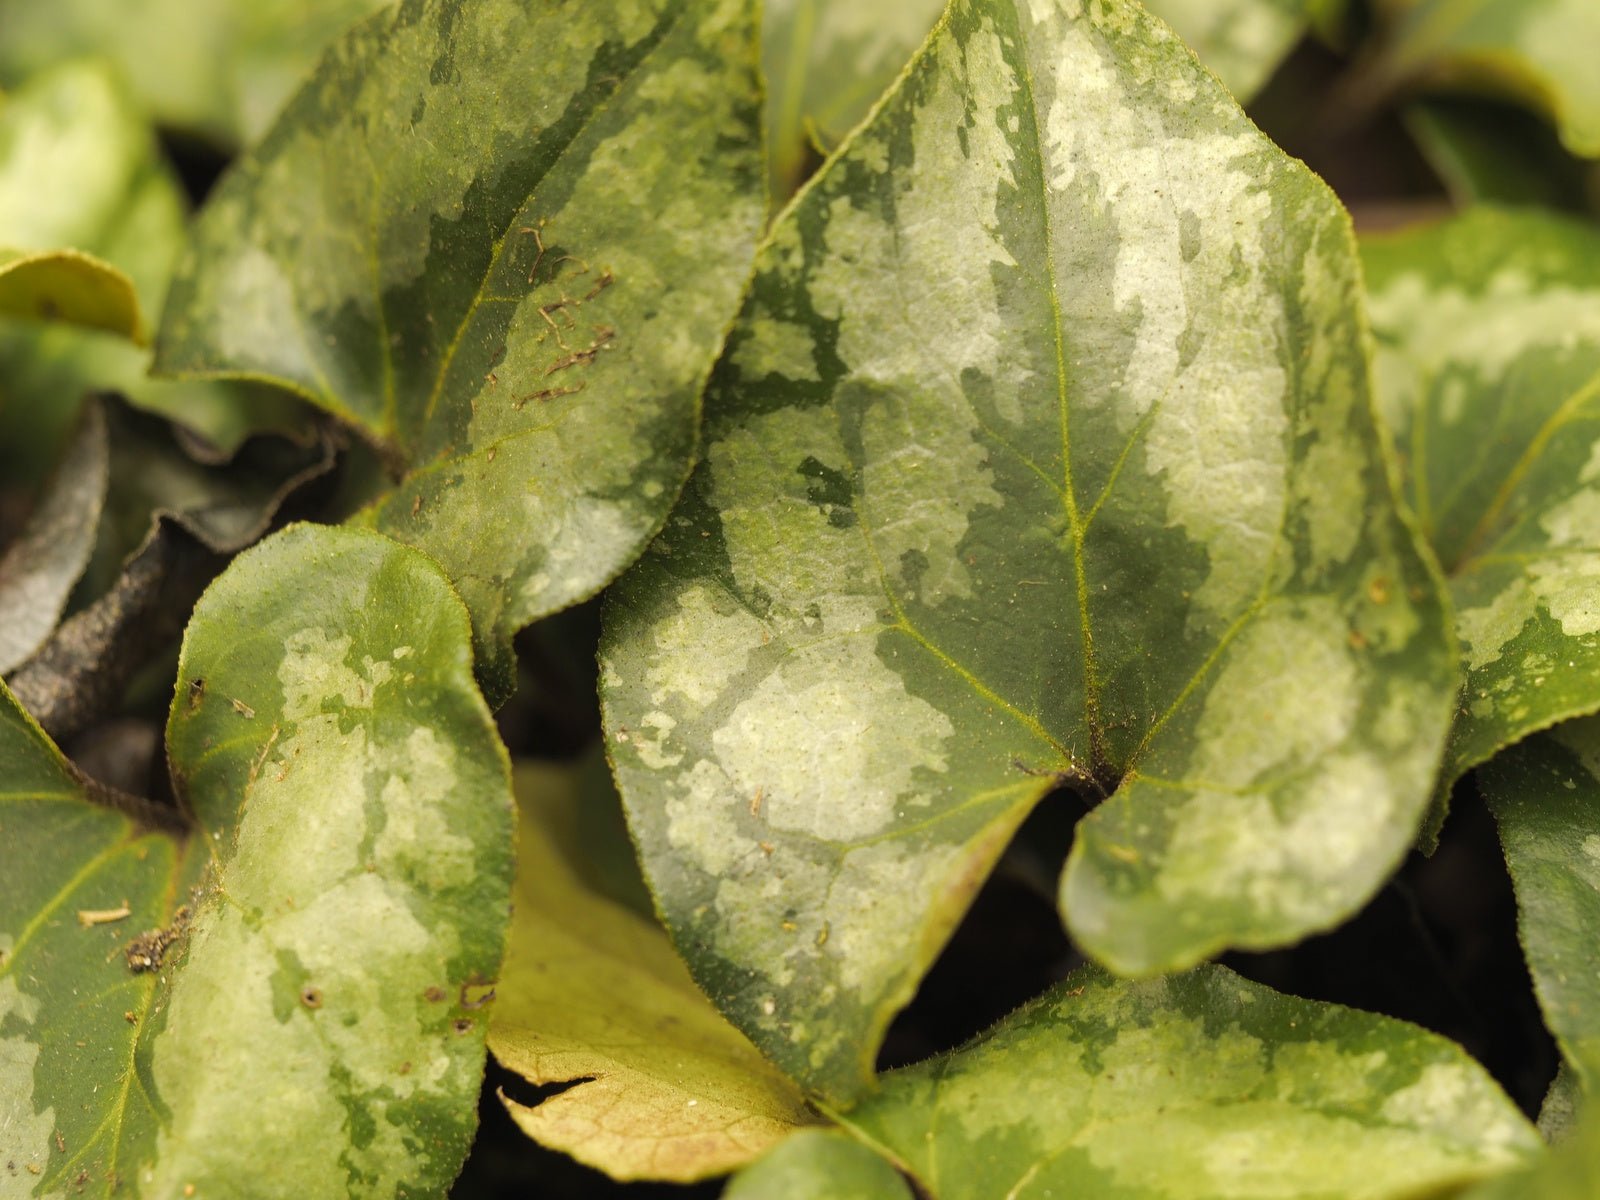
[803,16,1027,416]
[641,582,767,712]
[1143,0,1304,99]
[707,410,880,631]
[1158,753,1395,920]
[1366,272,1600,443]
[0,975,54,1179]
[1040,12,1290,621]
[712,633,953,841]
[280,628,394,718]
[731,306,822,382]
[1190,599,1359,787]
[373,728,478,892]
[1378,1063,1536,1160]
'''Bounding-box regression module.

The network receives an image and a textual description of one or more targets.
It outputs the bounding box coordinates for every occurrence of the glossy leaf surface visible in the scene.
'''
[834,965,1540,1199]
[0,0,382,146]
[0,403,108,674]
[1364,207,1600,781]
[723,1129,914,1200]
[1376,0,1600,157]
[158,0,767,697]
[603,0,1454,1101]
[489,757,810,1183]
[1480,717,1600,1088]
[0,524,513,1196]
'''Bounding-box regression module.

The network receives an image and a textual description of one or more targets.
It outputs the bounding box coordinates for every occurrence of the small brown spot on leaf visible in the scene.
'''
[188,678,205,711]
[300,987,323,1009]
[424,985,447,1003]
[125,905,191,973]
[54,1131,65,1153]
[398,1061,412,1075]
[1368,576,1391,605]
[123,1011,137,1024]
[452,1019,474,1036]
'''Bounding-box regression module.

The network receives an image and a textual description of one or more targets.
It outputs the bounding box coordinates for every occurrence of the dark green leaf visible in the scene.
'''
[0,523,513,1195]
[1478,718,1600,1090]
[832,965,1540,1199]
[0,402,108,674]
[602,0,1455,1101]
[1363,207,1600,784]
[156,0,767,698]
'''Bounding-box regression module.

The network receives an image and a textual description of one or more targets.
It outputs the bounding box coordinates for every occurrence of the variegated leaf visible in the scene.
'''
[602,0,1455,1102]
[0,524,513,1196]
[156,0,767,700]
[1363,207,1600,784]
[826,965,1539,1199]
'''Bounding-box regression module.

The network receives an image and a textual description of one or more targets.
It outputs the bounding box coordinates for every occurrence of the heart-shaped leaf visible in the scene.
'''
[488,756,812,1183]
[156,0,767,699]
[0,523,513,1196]
[0,0,383,146]
[1363,207,1600,786]
[601,0,1455,1101]
[1479,717,1600,1089]
[0,402,108,674]
[1372,0,1600,158]
[0,61,307,475]
[819,965,1540,1199]
[723,1129,915,1199]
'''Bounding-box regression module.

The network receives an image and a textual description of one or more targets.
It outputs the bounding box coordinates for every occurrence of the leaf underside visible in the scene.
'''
[0,524,513,1197]
[602,0,1454,1102]
[156,0,767,700]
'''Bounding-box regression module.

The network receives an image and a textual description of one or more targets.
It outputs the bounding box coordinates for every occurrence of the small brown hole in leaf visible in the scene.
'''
[452,1019,473,1036]
[300,987,323,1009]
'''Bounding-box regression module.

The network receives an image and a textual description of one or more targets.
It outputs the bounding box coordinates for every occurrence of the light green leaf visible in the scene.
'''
[830,965,1539,1199]
[1363,207,1600,784]
[762,0,945,200]
[0,0,382,147]
[0,249,142,340]
[1478,716,1600,1090]
[0,523,513,1196]
[601,0,1455,1101]
[1374,0,1600,158]
[1141,0,1314,101]
[488,755,812,1183]
[0,61,307,477]
[157,0,767,700]
[724,1129,914,1199]
[0,402,108,674]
